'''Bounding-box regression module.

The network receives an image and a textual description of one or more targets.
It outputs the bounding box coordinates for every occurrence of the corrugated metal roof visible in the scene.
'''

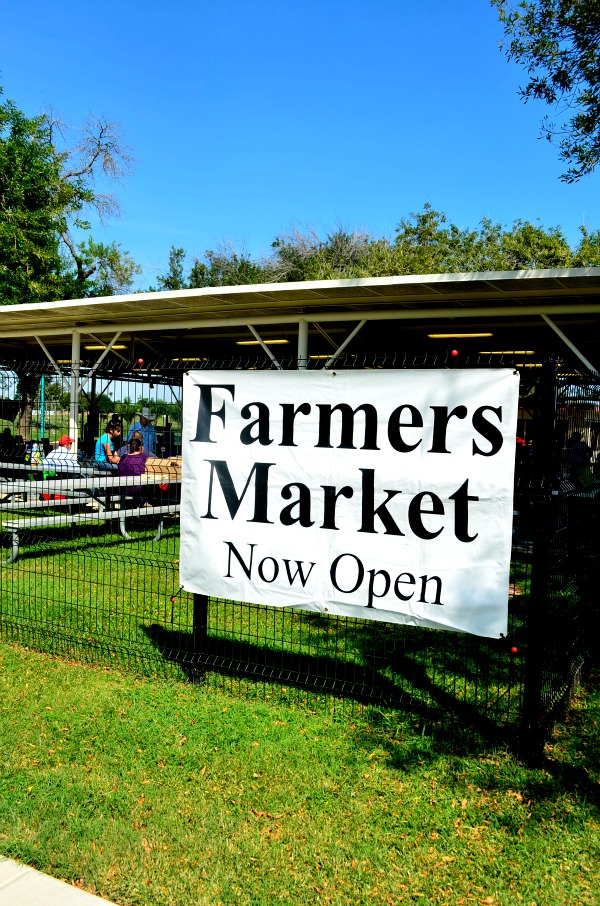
[1,268,599,340]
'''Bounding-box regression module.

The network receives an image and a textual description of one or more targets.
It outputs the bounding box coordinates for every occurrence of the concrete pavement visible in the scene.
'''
[0,857,117,905]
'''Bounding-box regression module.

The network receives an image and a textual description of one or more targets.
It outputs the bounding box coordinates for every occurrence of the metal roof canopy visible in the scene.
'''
[1,267,599,375]
[2,266,598,450]
[0,266,598,334]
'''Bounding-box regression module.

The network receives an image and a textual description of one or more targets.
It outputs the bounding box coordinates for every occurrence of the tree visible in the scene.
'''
[270,226,373,282]
[43,379,67,407]
[269,206,593,277]
[156,246,189,291]
[493,0,600,181]
[188,241,268,288]
[572,225,600,266]
[48,111,141,297]
[61,236,140,298]
[0,96,65,305]
[114,396,137,423]
[499,219,573,268]
[156,205,600,295]
[135,397,182,424]
[155,242,270,291]
[76,392,113,414]
[1,92,140,302]
[0,89,140,438]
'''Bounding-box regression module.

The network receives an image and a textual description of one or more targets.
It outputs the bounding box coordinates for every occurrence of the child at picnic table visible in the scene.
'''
[118,436,148,502]
[117,429,143,457]
[94,418,122,471]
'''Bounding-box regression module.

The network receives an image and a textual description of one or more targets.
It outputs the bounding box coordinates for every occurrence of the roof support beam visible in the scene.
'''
[78,331,123,394]
[324,320,366,369]
[313,323,339,351]
[136,335,163,359]
[34,336,63,377]
[540,314,600,376]
[247,325,283,370]
[87,332,127,362]
[8,302,600,340]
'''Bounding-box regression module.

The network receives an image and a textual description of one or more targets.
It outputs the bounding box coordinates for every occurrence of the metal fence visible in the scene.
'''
[0,354,597,762]
[518,369,600,759]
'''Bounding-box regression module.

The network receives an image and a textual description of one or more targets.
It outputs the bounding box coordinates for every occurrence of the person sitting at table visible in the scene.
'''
[118,436,148,503]
[117,429,143,457]
[42,435,80,473]
[94,418,122,471]
[127,407,157,455]
[0,427,16,460]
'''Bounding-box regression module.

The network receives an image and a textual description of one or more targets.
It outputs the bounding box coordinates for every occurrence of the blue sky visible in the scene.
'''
[2,0,598,287]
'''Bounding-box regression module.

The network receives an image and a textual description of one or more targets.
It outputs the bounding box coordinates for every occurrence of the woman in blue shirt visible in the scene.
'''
[94,418,122,471]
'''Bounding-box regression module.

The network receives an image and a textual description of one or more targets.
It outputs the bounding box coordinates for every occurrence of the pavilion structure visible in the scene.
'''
[0,267,598,448]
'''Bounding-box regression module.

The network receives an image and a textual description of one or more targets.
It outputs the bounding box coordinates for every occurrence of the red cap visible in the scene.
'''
[59,435,74,446]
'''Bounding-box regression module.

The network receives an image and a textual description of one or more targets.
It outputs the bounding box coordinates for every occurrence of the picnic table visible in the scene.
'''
[0,469,180,564]
[0,459,97,479]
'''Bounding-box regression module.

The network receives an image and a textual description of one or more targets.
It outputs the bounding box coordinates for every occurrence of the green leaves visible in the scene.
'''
[0,93,64,304]
[160,204,599,287]
[493,0,600,181]
[0,88,139,306]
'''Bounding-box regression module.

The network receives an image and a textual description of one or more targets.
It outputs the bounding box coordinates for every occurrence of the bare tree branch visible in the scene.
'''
[62,115,133,183]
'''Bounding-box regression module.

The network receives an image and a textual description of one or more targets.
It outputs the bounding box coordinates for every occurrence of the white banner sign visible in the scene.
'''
[180,369,519,638]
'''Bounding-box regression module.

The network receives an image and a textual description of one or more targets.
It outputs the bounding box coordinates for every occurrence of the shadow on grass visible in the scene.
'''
[143,622,514,754]
[347,669,600,814]
[536,666,600,811]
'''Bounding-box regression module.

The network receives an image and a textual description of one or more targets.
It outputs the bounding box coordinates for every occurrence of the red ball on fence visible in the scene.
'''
[510,646,518,655]
[170,597,176,604]
[137,358,144,365]
[451,349,459,358]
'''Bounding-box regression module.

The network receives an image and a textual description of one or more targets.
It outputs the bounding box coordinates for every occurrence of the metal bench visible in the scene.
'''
[0,473,180,563]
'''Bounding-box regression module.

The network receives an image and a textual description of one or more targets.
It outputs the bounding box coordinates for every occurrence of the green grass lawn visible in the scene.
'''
[0,641,598,906]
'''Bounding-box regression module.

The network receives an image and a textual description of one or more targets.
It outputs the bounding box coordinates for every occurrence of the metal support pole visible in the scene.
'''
[40,374,46,440]
[70,331,80,452]
[192,593,209,682]
[297,319,309,370]
[522,360,557,764]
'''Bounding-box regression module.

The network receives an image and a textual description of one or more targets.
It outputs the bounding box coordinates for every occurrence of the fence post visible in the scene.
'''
[192,593,209,683]
[521,361,557,764]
